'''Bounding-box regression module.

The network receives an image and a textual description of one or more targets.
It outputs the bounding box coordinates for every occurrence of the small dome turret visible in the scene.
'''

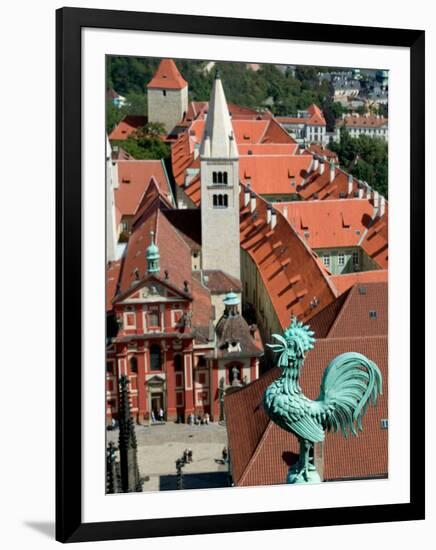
[146,231,160,274]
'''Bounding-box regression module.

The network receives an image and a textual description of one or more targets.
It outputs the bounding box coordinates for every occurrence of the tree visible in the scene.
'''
[330,129,388,198]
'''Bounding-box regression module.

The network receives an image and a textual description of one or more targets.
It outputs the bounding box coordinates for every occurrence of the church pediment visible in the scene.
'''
[117,279,188,304]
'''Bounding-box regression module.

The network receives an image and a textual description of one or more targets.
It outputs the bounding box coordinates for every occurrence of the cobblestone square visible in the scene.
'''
[107,421,229,492]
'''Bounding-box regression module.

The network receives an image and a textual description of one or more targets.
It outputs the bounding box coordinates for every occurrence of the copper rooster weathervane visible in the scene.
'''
[263,317,382,484]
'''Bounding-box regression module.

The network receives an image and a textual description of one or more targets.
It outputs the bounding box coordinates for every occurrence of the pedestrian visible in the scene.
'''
[151,410,156,423]
[159,408,164,422]
[204,412,210,425]
[188,412,194,425]
[222,447,228,462]
[187,449,193,462]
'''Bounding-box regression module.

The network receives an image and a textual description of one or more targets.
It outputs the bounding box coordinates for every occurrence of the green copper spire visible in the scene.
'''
[263,317,382,484]
[146,231,160,274]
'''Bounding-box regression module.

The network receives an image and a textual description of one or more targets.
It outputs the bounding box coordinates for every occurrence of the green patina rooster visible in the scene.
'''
[263,317,382,484]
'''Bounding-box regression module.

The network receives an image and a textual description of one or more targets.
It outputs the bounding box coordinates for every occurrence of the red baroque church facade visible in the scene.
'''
[106,222,262,424]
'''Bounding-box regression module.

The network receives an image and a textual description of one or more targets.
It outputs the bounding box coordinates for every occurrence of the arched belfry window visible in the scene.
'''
[217,172,223,184]
[212,172,217,184]
[223,194,228,207]
[213,195,218,207]
[223,172,228,184]
[150,345,162,371]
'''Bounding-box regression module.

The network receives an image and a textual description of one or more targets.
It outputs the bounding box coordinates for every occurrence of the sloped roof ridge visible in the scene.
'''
[325,284,357,337]
[276,207,338,297]
[238,420,274,486]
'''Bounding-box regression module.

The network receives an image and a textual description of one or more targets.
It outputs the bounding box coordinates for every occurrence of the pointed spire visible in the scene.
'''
[201,74,238,159]
[147,59,187,90]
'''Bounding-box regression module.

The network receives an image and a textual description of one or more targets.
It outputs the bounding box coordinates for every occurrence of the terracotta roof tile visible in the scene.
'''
[106,260,122,311]
[275,198,381,249]
[310,282,387,338]
[330,269,388,294]
[115,160,172,218]
[239,185,338,327]
[338,115,388,128]
[225,335,388,486]
[147,59,187,90]
[109,115,147,141]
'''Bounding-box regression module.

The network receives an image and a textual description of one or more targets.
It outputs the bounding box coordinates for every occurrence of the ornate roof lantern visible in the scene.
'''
[146,231,160,274]
[223,290,240,317]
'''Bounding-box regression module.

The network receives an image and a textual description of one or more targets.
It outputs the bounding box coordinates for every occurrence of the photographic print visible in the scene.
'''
[105,56,389,494]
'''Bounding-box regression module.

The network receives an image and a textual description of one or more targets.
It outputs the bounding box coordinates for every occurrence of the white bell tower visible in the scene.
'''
[200,73,241,281]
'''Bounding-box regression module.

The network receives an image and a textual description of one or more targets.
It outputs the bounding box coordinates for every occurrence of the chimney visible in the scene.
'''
[312,155,319,172]
[250,192,257,213]
[329,161,335,183]
[348,173,353,195]
[366,183,372,200]
[266,204,272,224]
[319,157,325,175]
[373,190,380,208]
[193,143,200,159]
[244,185,251,207]
[271,209,277,229]
[358,187,364,199]
[380,196,386,217]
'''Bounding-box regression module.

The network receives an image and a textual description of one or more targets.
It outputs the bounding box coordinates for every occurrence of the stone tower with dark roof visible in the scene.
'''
[147,59,188,134]
[200,73,241,281]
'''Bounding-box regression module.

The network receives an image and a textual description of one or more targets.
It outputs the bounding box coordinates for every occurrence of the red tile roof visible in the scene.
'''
[306,143,338,162]
[106,260,122,311]
[276,104,327,127]
[117,208,193,299]
[240,186,338,327]
[115,160,172,218]
[225,335,388,486]
[337,114,388,128]
[309,282,387,339]
[360,205,389,269]
[240,155,312,195]
[147,59,187,90]
[109,115,147,141]
[330,269,388,294]
[298,165,367,202]
[275,198,381,249]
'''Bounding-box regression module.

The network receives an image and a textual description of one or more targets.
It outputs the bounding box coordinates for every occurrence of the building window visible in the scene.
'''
[352,251,360,266]
[338,253,345,266]
[147,311,160,328]
[162,90,166,96]
[124,311,136,328]
[322,255,330,267]
[213,171,217,183]
[106,361,114,374]
[129,357,138,373]
[150,345,162,371]
[369,310,377,320]
[213,194,228,208]
[174,354,183,371]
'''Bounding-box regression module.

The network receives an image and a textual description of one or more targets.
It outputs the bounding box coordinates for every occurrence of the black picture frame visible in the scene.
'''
[56,7,425,543]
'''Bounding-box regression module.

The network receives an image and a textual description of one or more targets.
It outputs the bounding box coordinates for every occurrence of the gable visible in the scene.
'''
[115,278,189,305]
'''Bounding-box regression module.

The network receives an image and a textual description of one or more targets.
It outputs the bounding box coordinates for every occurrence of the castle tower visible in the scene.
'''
[200,73,241,281]
[147,59,188,134]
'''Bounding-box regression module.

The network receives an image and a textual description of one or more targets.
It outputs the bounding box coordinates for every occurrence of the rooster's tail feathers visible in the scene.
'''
[317,352,382,437]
